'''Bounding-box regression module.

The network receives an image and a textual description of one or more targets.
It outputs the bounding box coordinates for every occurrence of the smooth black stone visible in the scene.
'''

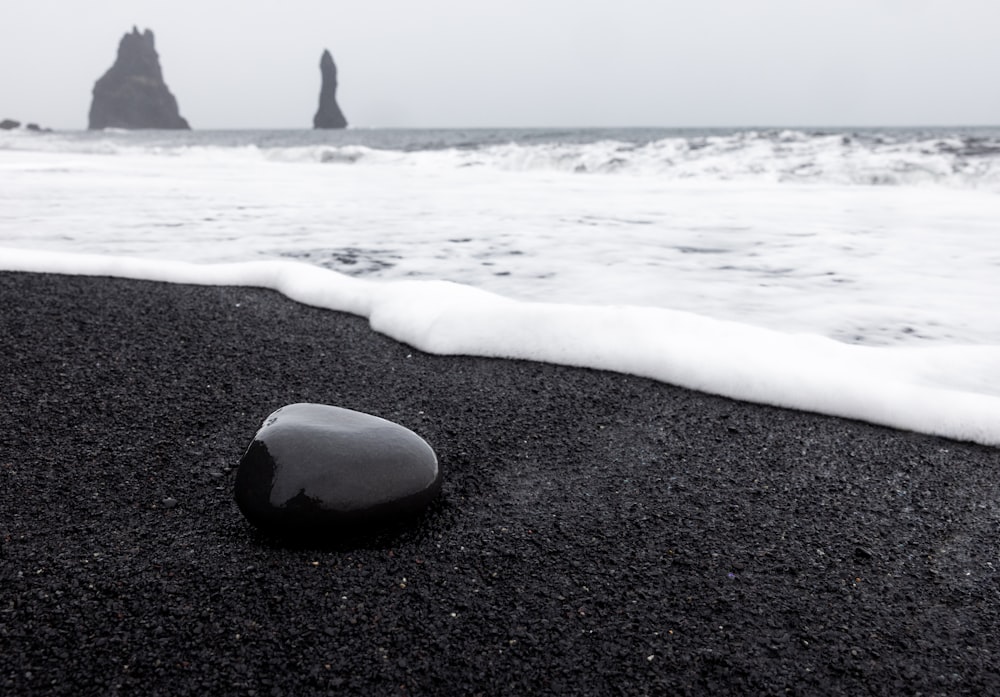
[234,403,440,536]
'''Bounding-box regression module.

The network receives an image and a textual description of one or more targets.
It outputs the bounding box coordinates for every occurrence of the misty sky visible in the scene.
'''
[3,0,999,130]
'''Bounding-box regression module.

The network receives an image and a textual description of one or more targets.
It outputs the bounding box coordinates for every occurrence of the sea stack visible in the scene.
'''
[313,49,348,129]
[88,27,190,130]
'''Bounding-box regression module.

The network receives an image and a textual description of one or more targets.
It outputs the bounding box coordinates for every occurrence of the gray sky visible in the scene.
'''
[3,0,999,130]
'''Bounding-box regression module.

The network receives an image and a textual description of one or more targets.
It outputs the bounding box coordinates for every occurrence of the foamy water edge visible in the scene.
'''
[4,248,999,448]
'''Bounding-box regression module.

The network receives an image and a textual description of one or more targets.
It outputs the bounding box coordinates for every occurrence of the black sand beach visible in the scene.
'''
[2,271,999,696]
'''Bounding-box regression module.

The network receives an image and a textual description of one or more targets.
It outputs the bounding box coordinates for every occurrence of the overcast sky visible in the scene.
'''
[3,0,999,130]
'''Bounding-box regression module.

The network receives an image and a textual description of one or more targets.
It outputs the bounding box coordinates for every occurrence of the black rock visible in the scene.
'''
[1,119,51,132]
[234,404,440,536]
[313,49,348,129]
[88,26,190,130]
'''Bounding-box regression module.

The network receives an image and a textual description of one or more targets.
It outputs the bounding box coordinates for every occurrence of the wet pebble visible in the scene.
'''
[234,403,441,537]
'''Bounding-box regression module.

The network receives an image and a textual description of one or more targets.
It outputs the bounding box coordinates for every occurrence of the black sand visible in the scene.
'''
[2,271,999,696]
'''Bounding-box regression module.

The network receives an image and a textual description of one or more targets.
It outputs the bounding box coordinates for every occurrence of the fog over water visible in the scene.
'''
[2,0,999,129]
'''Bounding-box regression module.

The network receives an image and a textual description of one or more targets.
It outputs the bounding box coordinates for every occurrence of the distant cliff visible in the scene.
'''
[313,49,347,129]
[88,27,190,130]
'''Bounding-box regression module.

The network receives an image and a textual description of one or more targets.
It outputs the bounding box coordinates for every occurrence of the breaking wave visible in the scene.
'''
[3,127,1000,189]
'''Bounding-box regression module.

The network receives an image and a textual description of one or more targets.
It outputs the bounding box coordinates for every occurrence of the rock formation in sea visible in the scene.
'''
[313,49,348,129]
[88,27,190,130]
[1,118,51,132]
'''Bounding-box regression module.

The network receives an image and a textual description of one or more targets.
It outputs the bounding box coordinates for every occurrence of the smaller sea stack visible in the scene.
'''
[88,27,190,130]
[313,49,348,129]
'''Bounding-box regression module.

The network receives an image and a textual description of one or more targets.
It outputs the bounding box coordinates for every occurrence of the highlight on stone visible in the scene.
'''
[234,403,441,536]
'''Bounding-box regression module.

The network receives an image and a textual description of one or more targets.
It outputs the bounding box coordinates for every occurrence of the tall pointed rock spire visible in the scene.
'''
[313,49,348,129]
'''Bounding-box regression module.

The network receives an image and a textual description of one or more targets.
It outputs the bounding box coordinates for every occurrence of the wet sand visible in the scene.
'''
[2,271,999,696]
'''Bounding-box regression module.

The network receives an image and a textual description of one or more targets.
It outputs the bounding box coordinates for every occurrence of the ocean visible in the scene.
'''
[2,126,999,445]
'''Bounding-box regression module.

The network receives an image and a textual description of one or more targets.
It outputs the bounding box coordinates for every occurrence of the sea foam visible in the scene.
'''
[3,247,999,448]
[3,138,999,348]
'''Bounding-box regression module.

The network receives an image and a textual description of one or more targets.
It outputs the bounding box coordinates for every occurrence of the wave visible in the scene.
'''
[407,130,1000,188]
[3,247,999,448]
[3,128,1000,189]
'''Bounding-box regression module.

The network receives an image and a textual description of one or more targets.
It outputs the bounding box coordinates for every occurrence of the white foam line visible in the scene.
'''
[4,247,999,447]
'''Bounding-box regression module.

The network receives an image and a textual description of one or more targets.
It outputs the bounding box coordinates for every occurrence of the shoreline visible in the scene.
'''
[2,271,999,695]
